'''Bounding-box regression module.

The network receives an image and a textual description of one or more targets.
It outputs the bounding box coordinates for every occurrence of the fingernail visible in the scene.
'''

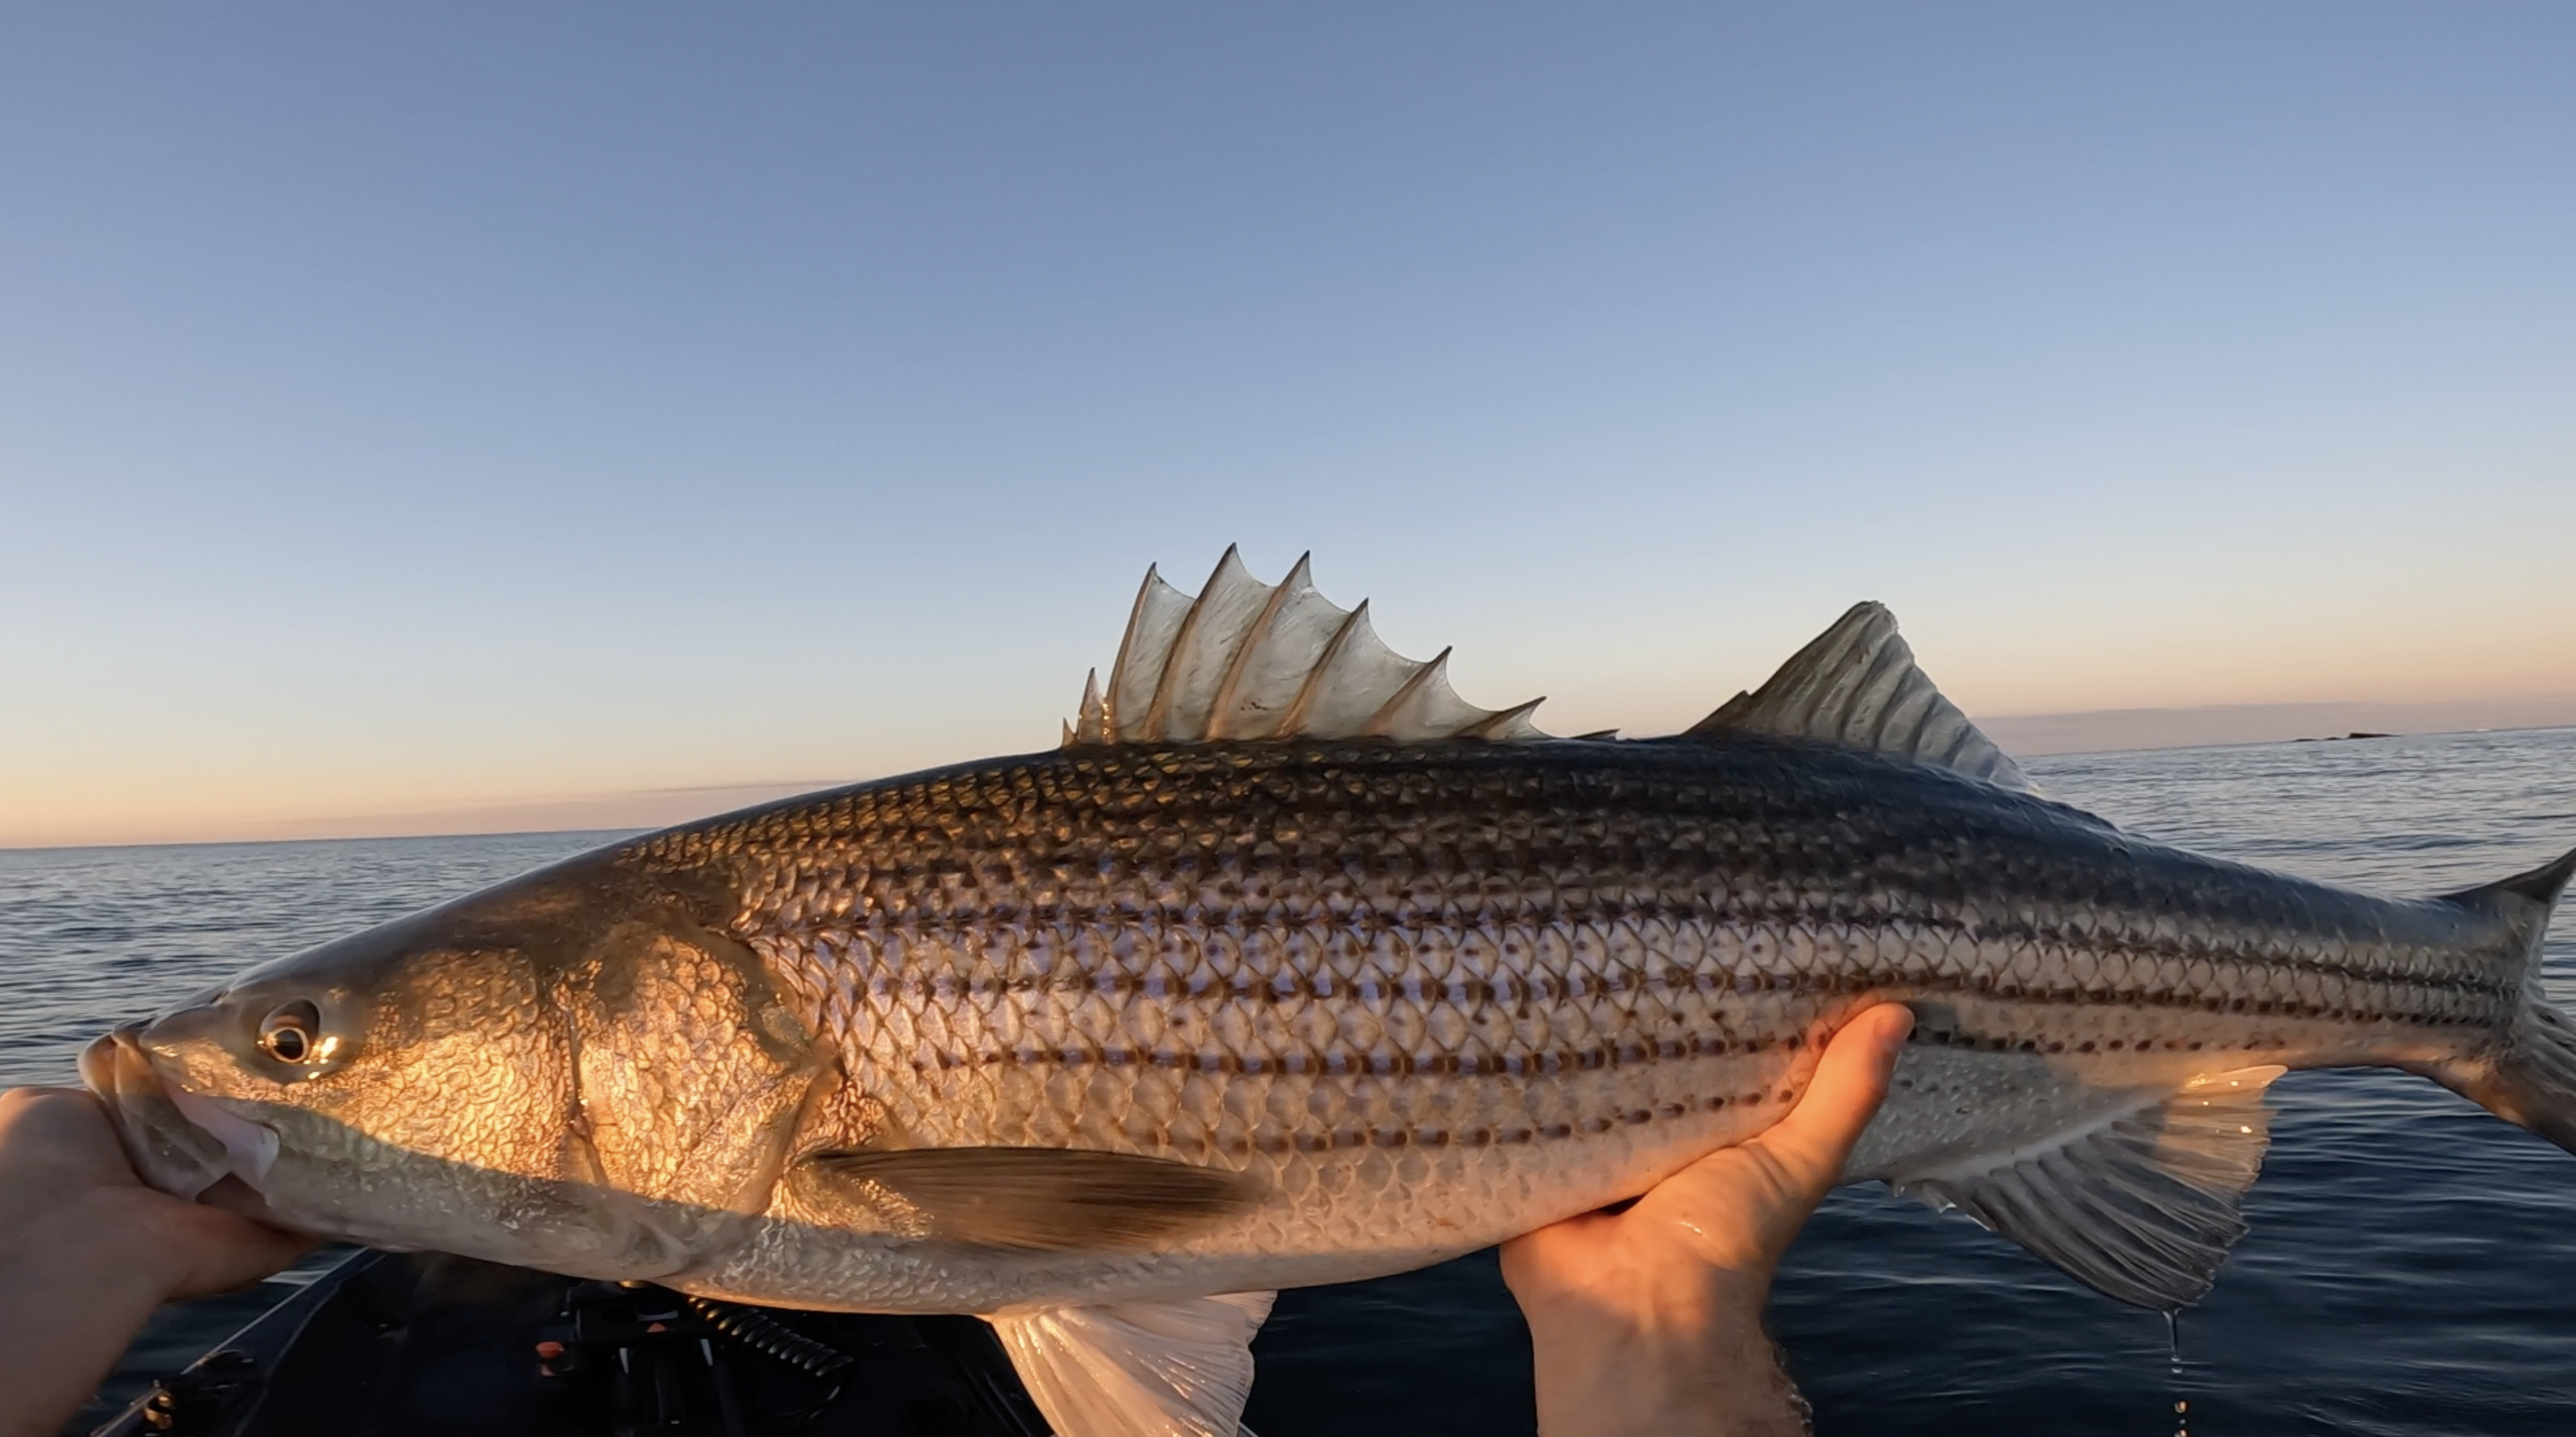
[1880,1007,1915,1055]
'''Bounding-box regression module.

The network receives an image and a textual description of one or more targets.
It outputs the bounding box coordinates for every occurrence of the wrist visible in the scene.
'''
[23,1186,199,1301]
[0,1200,178,1437]
[1523,1275,1808,1436]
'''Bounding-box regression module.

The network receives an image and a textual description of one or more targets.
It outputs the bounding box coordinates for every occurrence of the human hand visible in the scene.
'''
[0,1086,315,1437]
[1500,1003,1915,1437]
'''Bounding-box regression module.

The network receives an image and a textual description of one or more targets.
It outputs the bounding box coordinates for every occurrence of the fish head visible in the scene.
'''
[84,855,832,1281]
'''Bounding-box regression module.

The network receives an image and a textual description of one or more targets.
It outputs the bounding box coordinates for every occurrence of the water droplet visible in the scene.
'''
[2165,1310,2189,1437]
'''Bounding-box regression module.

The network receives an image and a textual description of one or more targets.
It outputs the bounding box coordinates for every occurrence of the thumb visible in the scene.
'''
[1739,1003,1914,1193]
[156,1200,321,1301]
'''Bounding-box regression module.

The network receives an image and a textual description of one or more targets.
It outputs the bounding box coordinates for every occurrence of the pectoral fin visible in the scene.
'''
[988,1291,1275,1437]
[804,1146,1259,1251]
[1889,1066,2285,1310]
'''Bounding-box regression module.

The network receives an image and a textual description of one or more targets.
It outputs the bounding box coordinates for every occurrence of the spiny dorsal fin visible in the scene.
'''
[1067,548,1548,745]
[1689,601,2033,791]
[1894,1066,2285,1310]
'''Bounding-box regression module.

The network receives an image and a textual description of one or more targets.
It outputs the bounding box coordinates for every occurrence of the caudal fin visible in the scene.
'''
[2435,846,2576,1152]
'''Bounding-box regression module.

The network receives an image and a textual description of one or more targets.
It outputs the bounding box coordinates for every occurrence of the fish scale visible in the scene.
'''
[690,739,2509,1030]
[589,735,2534,1304]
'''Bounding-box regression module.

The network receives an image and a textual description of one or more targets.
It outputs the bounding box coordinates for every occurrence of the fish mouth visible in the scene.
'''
[80,1024,281,1200]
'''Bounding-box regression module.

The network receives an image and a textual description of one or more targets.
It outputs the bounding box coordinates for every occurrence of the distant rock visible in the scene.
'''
[1973,695,2576,757]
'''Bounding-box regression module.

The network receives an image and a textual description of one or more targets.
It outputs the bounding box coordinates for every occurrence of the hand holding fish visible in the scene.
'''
[1504,1003,1916,1437]
[0,1087,312,1437]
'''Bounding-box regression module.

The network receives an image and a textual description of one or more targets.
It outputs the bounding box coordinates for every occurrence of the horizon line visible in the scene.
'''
[7,697,2572,855]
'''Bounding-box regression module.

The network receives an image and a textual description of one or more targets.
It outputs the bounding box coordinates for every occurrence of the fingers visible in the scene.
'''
[4,1085,318,1300]
[145,1197,320,1301]
[1739,1002,1914,1195]
[197,1172,286,1224]
[0,1086,115,1146]
[0,1087,138,1230]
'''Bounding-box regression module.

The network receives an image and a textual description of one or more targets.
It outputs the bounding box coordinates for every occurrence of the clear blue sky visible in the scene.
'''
[4,4,2572,845]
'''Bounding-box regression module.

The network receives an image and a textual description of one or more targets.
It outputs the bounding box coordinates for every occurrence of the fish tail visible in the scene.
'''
[2429,845,2576,1152]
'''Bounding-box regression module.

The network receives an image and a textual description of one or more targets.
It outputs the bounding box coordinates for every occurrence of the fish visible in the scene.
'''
[83,548,2576,1437]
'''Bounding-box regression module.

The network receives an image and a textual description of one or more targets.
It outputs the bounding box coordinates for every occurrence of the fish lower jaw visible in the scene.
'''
[80,1029,268,1202]
[166,1087,282,1186]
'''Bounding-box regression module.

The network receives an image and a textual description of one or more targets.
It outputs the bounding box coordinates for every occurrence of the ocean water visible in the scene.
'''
[4,727,2573,1435]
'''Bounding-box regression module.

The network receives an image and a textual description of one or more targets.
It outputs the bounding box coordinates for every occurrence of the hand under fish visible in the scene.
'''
[0,1087,316,1437]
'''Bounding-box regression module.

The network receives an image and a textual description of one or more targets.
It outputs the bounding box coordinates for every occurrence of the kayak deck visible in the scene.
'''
[95,1250,1050,1437]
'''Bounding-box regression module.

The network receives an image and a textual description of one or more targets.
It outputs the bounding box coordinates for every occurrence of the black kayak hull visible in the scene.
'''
[94,1250,1049,1437]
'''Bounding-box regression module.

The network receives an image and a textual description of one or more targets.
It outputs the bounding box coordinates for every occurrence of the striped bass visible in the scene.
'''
[83,550,2576,1437]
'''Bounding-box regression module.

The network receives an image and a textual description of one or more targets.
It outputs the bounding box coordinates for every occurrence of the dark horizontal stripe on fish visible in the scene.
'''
[827,955,1881,1004]
[766,894,2468,990]
[883,980,2482,1078]
[902,1032,1786,1076]
[1210,1089,1800,1157]
[742,820,2458,970]
[784,916,2514,1010]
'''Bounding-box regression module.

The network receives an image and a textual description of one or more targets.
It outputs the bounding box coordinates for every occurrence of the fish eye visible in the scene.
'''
[257,999,326,1066]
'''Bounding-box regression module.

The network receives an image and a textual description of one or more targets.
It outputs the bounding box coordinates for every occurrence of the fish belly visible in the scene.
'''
[688,1039,1810,1312]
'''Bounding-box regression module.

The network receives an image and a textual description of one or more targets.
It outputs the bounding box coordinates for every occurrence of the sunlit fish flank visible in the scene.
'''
[85,549,2576,1437]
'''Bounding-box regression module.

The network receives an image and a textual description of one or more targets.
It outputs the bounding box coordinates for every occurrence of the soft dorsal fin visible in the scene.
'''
[1067,548,1548,746]
[1689,601,2033,791]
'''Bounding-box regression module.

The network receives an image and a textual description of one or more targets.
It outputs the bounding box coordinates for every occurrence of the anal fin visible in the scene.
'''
[988,1291,1275,1437]
[1893,1066,2286,1310]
